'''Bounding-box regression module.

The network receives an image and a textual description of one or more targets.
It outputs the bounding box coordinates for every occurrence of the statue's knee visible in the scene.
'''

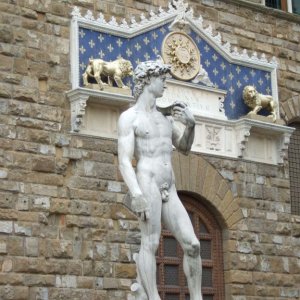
[185,240,200,258]
[142,235,160,253]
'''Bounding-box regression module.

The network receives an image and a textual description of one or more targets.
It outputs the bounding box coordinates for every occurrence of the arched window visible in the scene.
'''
[288,122,300,215]
[156,193,225,300]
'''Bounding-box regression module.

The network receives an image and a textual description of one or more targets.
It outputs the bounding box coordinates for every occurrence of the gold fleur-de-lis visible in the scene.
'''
[243,75,249,82]
[220,62,226,70]
[116,38,123,47]
[134,43,141,51]
[89,39,95,48]
[212,54,218,61]
[98,34,104,42]
[152,32,158,40]
[213,68,219,76]
[143,37,150,45]
[230,100,236,109]
[126,48,133,57]
[98,50,105,58]
[205,60,210,67]
[221,76,227,84]
[152,47,159,55]
[79,45,86,54]
[107,44,114,52]
[250,69,256,77]
[79,29,85,38]
[144,52,150,60]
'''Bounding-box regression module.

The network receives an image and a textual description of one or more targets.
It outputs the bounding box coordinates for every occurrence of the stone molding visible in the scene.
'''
[192,116,294,165]
[66,88,134,132]
[280,94,300,124]
[66,88,294,165]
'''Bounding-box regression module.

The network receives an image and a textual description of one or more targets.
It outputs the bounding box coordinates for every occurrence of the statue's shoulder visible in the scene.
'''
[119,107,138,126]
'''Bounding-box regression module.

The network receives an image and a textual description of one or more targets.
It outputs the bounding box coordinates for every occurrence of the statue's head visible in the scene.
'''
[133,59,171,100]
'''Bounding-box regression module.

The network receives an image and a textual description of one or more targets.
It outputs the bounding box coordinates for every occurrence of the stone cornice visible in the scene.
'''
[219,0,300,23]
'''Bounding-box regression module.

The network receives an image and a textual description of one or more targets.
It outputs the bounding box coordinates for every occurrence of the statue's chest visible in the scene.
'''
[134,113,171,138]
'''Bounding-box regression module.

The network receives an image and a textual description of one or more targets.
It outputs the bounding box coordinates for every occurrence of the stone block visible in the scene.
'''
[32,196,50,210]
[0,192,16,209]
[16,195,29,211]
[229,270,253,284]
[0,285,29,300]
[103,277,119,289]
[31,184,58,197]
[95,262,113,277]
[8,236,24,256]
[47,240,73,258]
[55,275,77,288]
[79,160,117,180]
[29,287,49,300]
[14,223,32,236]
[25,237,39,257]
[114,263,136,278]
[77,276,94,289]
[95,277,104,289]
[0,221,13,233]
[31,156,56,173]
[1,258,13,272]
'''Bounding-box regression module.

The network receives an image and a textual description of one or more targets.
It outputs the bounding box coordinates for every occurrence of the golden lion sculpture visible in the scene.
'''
[242,85,277,122]
[82,57,133,90]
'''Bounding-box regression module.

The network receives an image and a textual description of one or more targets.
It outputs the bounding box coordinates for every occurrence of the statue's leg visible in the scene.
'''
[137,178,162,300]
[114,75,125,88]
[94,70,104,90]
[253,105,262,114]
[162,185,203,300]
[82,71,89,86]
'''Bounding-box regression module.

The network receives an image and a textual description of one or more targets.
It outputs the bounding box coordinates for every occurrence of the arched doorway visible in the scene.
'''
[156,192,225,300]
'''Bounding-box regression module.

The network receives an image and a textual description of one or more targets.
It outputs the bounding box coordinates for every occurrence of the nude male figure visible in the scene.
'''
[118,60,203,300]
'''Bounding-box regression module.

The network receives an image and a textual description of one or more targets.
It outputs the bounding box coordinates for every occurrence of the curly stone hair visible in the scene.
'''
[133,59,171,100]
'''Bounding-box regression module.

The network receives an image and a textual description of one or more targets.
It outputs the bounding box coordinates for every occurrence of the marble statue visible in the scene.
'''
[242,85,277,122]
[118,59,203,300]
[82,57,133,90]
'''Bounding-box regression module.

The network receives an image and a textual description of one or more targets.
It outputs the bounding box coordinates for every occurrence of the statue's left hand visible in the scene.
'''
[172,102,195,127]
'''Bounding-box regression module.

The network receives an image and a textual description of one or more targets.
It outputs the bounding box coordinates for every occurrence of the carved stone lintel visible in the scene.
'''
[279,132,291,165]
[66,88,134,133]
[70,95,89,132]
[206,125,222,151]
[236,123,251,158]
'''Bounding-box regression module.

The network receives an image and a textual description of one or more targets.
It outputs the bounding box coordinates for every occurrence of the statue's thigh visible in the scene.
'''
[162,188,196,243]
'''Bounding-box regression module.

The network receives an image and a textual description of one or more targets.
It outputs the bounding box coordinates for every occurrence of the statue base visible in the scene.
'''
[84,83,132,96]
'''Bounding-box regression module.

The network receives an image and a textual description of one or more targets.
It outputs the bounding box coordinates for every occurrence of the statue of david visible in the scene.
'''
[118,59,203,300]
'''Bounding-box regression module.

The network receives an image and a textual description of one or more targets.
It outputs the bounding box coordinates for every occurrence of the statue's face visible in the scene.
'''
[247,87,256,99]
[149,75,166,98]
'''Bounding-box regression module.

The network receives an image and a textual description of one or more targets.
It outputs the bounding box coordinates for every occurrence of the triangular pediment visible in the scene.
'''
[70,0,278,120]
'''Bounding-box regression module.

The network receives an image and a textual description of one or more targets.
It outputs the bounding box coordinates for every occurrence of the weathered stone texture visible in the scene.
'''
[0,0,299,299]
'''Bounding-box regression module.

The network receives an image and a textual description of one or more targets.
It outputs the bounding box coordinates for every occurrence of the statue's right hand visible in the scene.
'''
[131,194,150,221]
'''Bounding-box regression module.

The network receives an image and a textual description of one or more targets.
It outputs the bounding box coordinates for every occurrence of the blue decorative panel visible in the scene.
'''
[78,24,272,120]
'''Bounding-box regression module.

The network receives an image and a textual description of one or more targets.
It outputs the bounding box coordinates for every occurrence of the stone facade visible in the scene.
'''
[0,0,300,299]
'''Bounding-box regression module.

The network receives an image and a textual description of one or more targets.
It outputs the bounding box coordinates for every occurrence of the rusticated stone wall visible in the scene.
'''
[0,0,300,299]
